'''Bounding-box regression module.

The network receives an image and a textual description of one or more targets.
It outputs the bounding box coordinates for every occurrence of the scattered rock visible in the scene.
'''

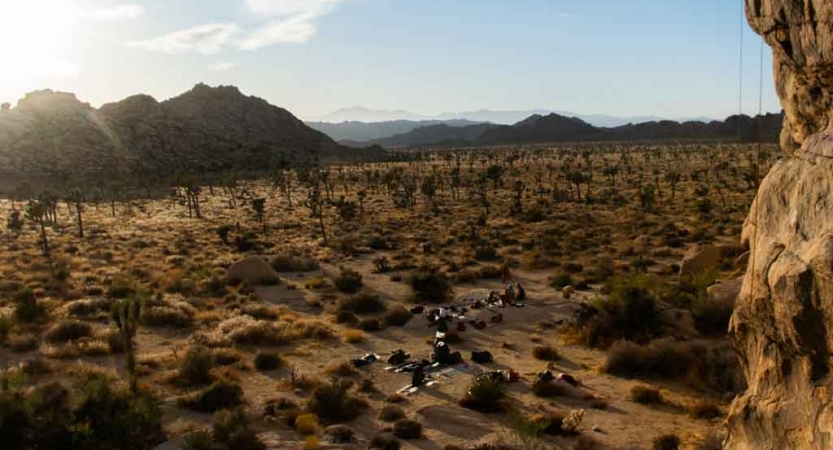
[707,276,743,305]
[658,306,698,339]
[562,285,575,299]
[227,256,280,285]
[679,244,720,277]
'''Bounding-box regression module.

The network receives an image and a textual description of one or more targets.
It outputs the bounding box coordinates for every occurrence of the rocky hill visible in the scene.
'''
[357,112,784,148]
[0,84,374,188]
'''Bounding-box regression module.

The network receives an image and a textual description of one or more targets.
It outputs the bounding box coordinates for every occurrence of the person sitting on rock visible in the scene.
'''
[516,283,527,301]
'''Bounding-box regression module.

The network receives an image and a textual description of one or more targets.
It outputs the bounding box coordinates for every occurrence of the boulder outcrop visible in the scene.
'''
[726,2,833,449]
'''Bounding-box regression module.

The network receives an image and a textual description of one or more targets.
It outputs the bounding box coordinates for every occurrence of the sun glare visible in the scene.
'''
[0,0,80,87]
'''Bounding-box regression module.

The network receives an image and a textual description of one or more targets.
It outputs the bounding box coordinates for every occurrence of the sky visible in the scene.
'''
[0,0,781,121]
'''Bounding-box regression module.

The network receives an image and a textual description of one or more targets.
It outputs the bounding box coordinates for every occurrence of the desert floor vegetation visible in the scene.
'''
[0,142,774,449]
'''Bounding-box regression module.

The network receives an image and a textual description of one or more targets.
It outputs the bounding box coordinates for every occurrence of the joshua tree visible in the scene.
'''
[357,190,366,216]
[665,171,681,199]
[180,176,202,219]
[305,188,328,245]
[252,198,266,234]
[511,180,526,213]
[66,188,85,238]
[486,165,503,192]
[26,198,52,271]
[112,297,142,393]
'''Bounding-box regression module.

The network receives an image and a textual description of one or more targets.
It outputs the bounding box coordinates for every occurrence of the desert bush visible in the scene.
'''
[180,345,215,384]
[579,275,660,348]
[181,380,244,412]
[342,329,365,344]
[689,401,722,420]
[630,386,663,405]
[474,245,498,261]
[378,404,406,422]
[0,374,165,450]
[141,303,193,328]
[409,270,451,304]
[531,380,567,398]
[307,381,367,423]
[44,320,93,343]
[335,310,358,325]
[369,434,401,450]
[270,254,319,272]
[334,268,363,294]
[459,374,506,412]
[211,408,266,450]
[532,345,560,361]
[326,361,358,377]
[324,424,354,443]
[393,419,422,439]
[478,264,503,279]
[358,317,382,332]
[339,293,385,314]
[8,333,39,352]
[385,393,406,403]
[549,271,574,289]
[572,436,605,450]
[13,289,46,323]
[603,339,745,395]
[241,303,281,320]
[653,434,681,450]
[383,306,412,327]
[295,413,320,435]
[254,351,283,371]
[68,298,113,318]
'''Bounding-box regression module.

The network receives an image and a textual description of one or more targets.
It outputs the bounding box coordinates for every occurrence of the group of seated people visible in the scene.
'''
[485,282,527,306]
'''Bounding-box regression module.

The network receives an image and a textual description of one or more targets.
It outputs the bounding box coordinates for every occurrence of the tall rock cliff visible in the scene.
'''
[727,1,833,449]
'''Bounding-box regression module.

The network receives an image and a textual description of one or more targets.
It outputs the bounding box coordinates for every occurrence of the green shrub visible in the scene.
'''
[393,419,422,439]
[383,306,412,327]
[358,317,382,332]
[44,320,93,343]
[307,381,367,423]
[532,346,560,361]
[630,386,663,405]
[13,289,46,323]
[254,351,283,371]
[459,374,506,412]
[378,404,406,422]
[410,270,451,304]
[603,339,745,396]
[181,380,244,412]
[333,268,363,294]
[270,254,319,272]
[579,275,660,348]
[653,434,681,450]
[339,293,385,315]
[180,345,215,385]
[324,424,355,443]
[689,401,722,420]
[368,434,401,450]
[549,272,574,289]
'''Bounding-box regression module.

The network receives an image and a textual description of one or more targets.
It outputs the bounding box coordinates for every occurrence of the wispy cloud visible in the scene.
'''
[128,24,241,55]
[89,4,145,21]
[129,0,346,54]
[210,62,236,72]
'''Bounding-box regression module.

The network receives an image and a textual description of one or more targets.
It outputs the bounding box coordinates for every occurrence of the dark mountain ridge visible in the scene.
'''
[0,84,377,188]
[356,112,784,148]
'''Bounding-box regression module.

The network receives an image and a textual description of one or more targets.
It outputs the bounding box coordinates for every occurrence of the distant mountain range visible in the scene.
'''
[341,112,784,148]
[307,106,716,128]
[0,84,376,188]
[306,119,483,142]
